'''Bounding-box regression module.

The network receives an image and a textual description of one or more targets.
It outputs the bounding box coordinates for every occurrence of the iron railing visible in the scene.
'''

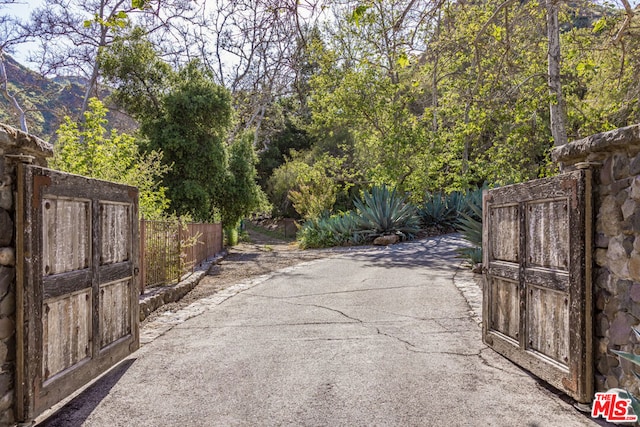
[139,219,223,293]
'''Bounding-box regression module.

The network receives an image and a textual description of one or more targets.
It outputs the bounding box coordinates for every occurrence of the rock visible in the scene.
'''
[607,235,630,278]
[622,199,637,221]
[600,157,613,186]
[0,248,14,267]
[0,340,6,364]
[613,153,630,180]
[595,249,608,267]
[631,176,640,201]
[0,210,11,247]
[595,233,609,249]
[630,283,640,303]
[0,317,14,341]
[630,253,640,282]
[610,312,634,345]
[0,187,10,211]
[0,267,13,300]
[373,235,399,246]
[631,153,640,176]
[597,195,622,236]
[0,291,15,316]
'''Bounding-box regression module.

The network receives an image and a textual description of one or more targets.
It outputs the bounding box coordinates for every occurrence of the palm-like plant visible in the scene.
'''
[353,185,421,241]
[419,192,458,229]
[610,327,640,419]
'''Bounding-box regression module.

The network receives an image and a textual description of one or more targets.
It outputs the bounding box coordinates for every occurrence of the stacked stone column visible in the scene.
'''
[0,124,51,426]
[553,124,640,394]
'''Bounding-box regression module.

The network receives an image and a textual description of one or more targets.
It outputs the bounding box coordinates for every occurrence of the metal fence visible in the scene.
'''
[139,219,223,293]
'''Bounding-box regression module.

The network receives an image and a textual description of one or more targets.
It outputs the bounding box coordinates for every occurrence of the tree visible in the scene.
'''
[142,61,233,222]
[0,0,29,131]
[24,0,199,118]
[50,97,170,218]
[221,130,268,227]
[98,26,173,121]
[547,0,568,146]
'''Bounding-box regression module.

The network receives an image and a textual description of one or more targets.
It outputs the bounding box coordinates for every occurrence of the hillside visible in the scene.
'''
[0,56,136,143]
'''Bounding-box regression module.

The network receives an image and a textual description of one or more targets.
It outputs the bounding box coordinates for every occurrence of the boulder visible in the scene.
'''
[373,235,399,246]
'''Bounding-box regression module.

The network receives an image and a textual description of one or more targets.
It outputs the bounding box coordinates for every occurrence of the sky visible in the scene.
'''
[2,0,44,66]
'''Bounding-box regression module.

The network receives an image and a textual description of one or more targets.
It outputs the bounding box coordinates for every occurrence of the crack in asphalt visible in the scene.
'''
[477,347,519,375]
[243,284,429,300]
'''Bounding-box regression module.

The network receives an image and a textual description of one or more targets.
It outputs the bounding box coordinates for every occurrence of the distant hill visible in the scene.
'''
[0,55,137,143]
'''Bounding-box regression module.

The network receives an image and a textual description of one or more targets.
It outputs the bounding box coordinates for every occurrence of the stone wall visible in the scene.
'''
[0,124,52,426]
[553,124,640,394]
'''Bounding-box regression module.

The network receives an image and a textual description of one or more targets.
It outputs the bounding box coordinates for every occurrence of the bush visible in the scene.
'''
[610,327,640,419]
[419,192,458,229]
[354,185,421,241]
[455,190,483,266]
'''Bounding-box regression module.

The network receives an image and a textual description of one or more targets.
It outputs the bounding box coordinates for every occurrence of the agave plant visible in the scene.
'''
[297,214,336,249]
[610,327,640,419]
[325,211,362,246]
[456,192,483,266]
[419,192,458,229]
[354,185,421,241]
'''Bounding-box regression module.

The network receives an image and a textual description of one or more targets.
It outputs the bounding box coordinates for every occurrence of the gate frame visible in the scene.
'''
[482,168,593,403]
[15,164,140,422]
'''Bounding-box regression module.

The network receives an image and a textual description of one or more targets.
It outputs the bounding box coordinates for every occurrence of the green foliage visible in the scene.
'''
[297,214,338,249]
[256,119,313,188]
[610,327,640,420]
[50,98,170,218]
[297,211,366,249]
[99,26,173,121]
[142,61,233,222]
[419,193,458,230]
[221,130,269,227]
[353,185,421,240]
[455,192,484,266]
[267,152,343,219]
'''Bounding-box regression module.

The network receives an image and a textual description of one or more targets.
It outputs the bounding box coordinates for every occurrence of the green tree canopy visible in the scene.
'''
[49,97,170,219]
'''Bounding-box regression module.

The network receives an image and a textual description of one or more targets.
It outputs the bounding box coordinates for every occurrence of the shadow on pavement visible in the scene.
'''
[37,358,136,427]
[352,235,468,270]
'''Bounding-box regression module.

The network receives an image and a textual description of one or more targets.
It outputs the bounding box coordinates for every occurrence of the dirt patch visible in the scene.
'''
[141,227,327,326]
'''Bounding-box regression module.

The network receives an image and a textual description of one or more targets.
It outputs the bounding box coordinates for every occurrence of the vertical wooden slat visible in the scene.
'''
[482,170,592,403]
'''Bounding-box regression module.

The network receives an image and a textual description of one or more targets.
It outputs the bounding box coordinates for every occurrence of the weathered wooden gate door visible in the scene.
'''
[16,165,140,421]
[482,169,593,403]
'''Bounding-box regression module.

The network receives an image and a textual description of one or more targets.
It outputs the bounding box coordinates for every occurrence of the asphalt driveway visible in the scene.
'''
[38,235,598,426]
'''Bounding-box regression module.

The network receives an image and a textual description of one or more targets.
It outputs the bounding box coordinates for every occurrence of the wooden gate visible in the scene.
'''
[15,165,140,421]
[482,169,593,403]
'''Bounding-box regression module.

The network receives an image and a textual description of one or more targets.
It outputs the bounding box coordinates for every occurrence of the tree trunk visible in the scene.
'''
[0,54,28,133]
[547,0,567,147]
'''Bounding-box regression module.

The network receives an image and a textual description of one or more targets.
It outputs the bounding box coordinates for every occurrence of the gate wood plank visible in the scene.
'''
[42,198,90,276]
[527,286,570,364]
[100,203,131,265]
[100,279,132,348]
[16,166,140,422]
[490,278,519,341]
[526,200,569,270]
[483,169,593,403]
[489,204,519,263]
[42,290,92,381]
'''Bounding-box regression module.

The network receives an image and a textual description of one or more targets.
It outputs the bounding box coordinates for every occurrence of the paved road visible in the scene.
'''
[39,235,599,427]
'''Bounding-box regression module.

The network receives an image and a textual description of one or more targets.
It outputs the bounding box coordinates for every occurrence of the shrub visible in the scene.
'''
[354,185,421,241]
[419,192,458,229]
[455,190,483,266]
[297,214,338,249]
[610,327,640,419]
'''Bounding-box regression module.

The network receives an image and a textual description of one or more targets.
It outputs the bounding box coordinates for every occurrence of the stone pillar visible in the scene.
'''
[0,124,52,426]
[552,124,640,394]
